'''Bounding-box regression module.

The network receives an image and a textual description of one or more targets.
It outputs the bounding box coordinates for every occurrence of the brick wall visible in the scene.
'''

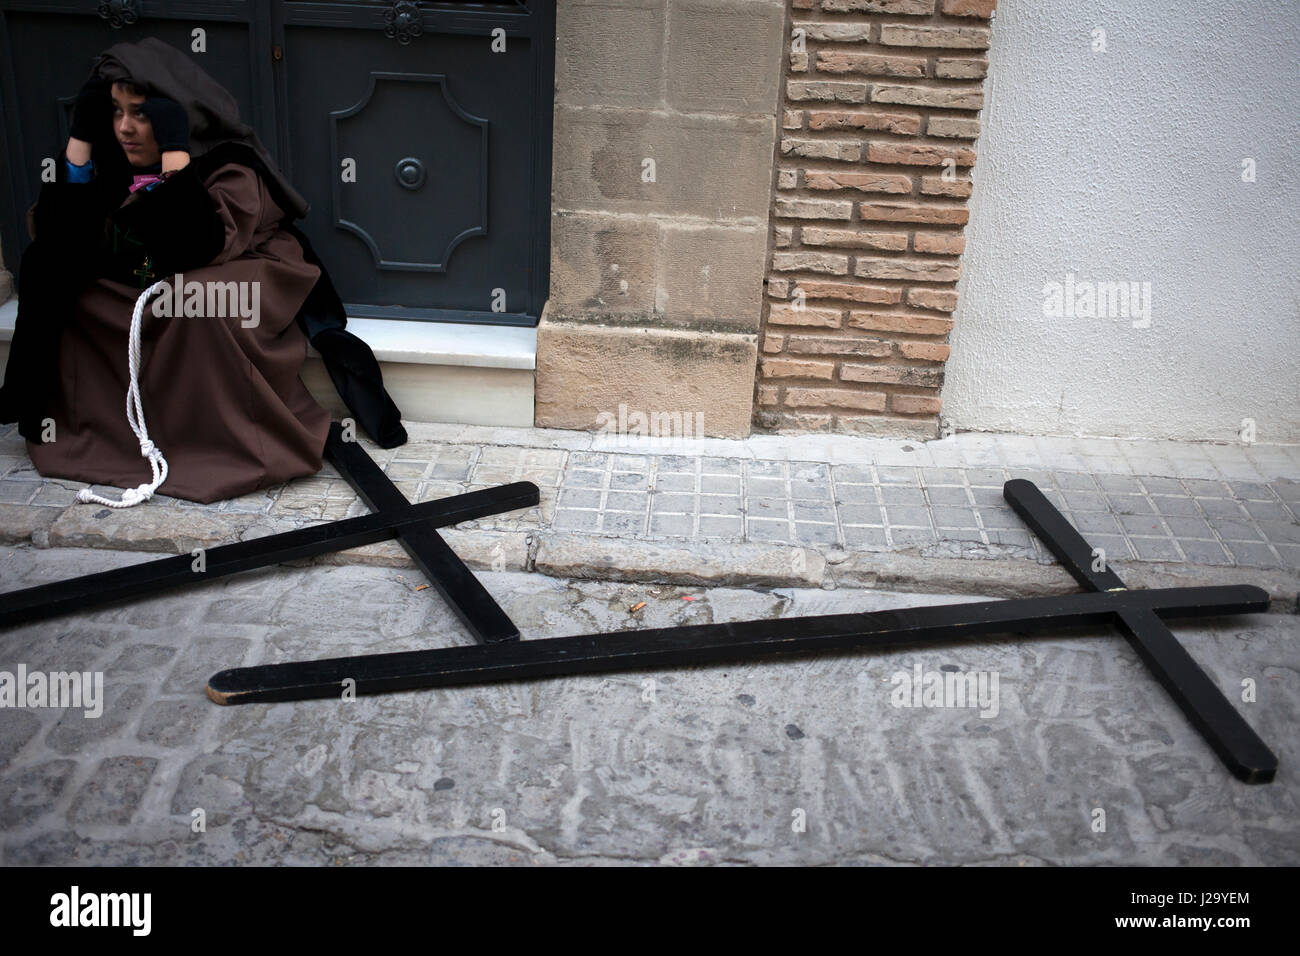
[756,0,996,438]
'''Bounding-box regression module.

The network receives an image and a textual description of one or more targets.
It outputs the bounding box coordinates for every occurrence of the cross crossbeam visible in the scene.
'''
[0,482,537,630]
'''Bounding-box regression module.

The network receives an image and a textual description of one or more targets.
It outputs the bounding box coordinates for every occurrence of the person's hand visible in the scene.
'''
[68,75,112,145]
[160,151,190,174]
[138,97,189,154]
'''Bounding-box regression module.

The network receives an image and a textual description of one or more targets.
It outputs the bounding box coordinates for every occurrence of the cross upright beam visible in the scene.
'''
[323,423,526,644]
[207,584,1266,703]
[1002,479,1277,783]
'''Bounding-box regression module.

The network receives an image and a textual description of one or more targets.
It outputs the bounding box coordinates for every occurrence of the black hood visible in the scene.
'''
[90,36,309,219]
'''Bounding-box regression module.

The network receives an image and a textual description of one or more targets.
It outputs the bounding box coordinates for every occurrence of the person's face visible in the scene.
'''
[111,82,160,167]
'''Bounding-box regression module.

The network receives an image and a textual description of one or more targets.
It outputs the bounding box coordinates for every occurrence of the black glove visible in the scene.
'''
[68,75,113,143]
[138,96,189,153]
[111,164,226,276]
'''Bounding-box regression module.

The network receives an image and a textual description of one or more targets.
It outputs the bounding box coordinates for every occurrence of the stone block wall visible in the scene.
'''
[536,0,788,439]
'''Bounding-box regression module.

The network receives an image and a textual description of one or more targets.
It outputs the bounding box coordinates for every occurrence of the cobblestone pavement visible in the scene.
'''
[1,422,1297,603]
[1,546,1296,866]
[1,423,1297,863]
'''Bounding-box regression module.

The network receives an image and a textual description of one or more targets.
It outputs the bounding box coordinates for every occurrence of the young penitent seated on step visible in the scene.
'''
[0,38,406,506]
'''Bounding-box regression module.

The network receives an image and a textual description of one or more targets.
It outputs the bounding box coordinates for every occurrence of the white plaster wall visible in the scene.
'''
[943,0,1300,442]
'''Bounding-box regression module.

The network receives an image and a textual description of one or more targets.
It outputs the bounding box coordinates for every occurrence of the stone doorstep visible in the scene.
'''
[0,299,537,429]
[5,503,1296,610]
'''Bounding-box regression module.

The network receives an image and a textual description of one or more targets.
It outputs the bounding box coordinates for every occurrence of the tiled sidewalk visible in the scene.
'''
[549,453,1300,570]
[1,420,1297,583]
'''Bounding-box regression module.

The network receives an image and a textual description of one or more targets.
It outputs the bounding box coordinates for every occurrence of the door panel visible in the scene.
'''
[277,0,552,325]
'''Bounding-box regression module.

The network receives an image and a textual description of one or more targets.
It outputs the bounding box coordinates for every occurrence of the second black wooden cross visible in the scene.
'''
[208,480,1278,784]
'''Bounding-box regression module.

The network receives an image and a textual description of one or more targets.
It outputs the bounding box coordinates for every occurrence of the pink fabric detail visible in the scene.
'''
[129,174,164,194]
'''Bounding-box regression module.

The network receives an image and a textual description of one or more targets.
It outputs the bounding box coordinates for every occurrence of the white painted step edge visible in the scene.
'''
[0,297,536,371]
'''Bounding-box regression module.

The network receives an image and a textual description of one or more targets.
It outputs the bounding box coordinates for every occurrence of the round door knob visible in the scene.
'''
[394,157,426,191]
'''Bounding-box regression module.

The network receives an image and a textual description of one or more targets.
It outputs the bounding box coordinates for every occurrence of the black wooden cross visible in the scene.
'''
[0,427,1278,783]
[0,422,537,644]
[205,482,1277,784]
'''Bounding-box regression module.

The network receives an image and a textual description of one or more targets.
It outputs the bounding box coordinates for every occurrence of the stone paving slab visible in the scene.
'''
[1,547,1295,866]
[1,422,1297,605]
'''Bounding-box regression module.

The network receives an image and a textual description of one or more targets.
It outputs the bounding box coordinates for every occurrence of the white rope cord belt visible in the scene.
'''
[77,279,171,508]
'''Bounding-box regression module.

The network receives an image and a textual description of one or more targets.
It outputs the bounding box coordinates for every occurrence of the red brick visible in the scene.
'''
[913,232,967,254]
[942,0,997,17]
[816,51,927,78]
[803,169,914,193]
[927,116,981,139]
[797,280,903,305]
[867,142,976,166]
[859,202,969,225]
[848,311,955,335]
[786,335,893,357]
[762,358,836,380]
[775,197,854,220]
[795,21,872,42]
[821,0,935,13]
[841,363,943,387]
[808,110,923,135]
[758,410,836,431]
[872,84,984,110]
[786,387,887,412]
[767,303,844,327]
[898,341,952,361]
[771,252,850,274]
[906,288,959,311]
[786,80,869,104]
[780,137,862,162]
[920,175,973,197]
[856,257,961,281]
[803,226,909,251]
[935,57,988,79]
[892,394,944,414]
[879,24,991,49]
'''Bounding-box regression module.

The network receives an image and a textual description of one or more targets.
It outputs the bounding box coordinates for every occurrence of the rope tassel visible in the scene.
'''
[77,279,172,508]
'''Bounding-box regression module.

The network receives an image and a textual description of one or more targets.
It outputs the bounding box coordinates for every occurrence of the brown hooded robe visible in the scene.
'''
[21,41,332,504]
